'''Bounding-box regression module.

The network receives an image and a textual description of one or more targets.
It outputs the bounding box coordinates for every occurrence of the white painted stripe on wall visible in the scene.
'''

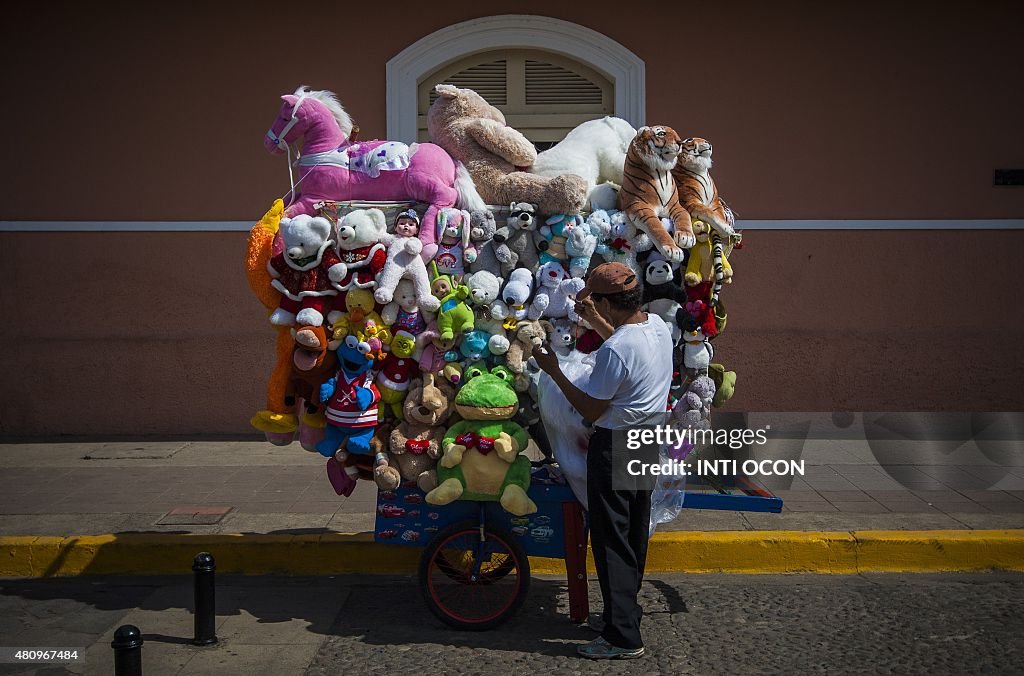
[739,219,1024,230]
[0,221,257,232]
[1,219,1023,232]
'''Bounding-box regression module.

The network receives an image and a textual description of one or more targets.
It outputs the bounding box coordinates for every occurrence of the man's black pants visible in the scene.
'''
[587,425,651,650]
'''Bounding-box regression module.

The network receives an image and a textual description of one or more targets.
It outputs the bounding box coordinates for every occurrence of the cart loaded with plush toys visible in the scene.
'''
[244,85,781,630]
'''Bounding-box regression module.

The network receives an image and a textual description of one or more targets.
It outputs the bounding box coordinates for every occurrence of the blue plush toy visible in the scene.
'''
[538,214,584,267]
[459,330,493,364]
[315,334,381,460]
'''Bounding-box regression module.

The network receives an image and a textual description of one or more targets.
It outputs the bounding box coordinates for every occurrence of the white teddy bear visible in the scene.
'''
[463,270,511,355]
[330,208,389,293]
[528,261,585,322]
[267,214,345,327]
[595,209,646,275]
[565,218,598,279]
[587,209,613,242]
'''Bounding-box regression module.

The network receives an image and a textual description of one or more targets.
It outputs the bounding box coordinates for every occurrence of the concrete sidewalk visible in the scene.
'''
[0,431,1022,538]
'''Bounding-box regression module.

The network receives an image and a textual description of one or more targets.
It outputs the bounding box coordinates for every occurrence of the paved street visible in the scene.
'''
[1,572,1022,675]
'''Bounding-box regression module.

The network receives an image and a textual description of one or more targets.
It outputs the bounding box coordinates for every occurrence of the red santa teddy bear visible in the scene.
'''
[376,352,419,420]
[267,214,345,327]
[331,208,389,298]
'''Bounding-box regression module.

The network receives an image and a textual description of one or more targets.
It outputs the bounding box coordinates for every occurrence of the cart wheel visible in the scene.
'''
[419,519,530,631]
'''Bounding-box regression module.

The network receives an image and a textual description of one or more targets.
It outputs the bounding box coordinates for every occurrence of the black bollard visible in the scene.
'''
[111,624,143,676]
[192,552,218,645]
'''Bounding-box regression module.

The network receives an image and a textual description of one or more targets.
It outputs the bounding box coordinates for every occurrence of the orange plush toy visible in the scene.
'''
[246,200,303,441]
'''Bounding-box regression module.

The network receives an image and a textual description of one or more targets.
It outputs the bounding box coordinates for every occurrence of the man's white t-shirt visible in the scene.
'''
[583,313,674,429]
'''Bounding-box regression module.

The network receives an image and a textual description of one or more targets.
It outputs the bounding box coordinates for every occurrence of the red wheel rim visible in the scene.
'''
[426,529,522,625]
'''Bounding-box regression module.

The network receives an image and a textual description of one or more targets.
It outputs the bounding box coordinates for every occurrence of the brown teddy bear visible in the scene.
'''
[285,324,338,418]
[504,319,552,391]
[427,84,588,215]
[374,373,458,492]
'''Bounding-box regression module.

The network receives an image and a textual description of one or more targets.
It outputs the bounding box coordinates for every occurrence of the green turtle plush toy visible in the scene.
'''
[426,366,538,515]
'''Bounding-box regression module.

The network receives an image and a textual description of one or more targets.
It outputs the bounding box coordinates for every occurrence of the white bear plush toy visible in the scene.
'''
[330,208,389,293]
[530,117,636,210]
[464,270,511,355]
[528,261,585,322]
[267,214,345,327]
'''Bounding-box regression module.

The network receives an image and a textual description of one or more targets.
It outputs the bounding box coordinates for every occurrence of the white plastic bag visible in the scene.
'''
[537,350,596,510]
[538,349,692,533]
[649,443,689,535]
[648,403,707,535]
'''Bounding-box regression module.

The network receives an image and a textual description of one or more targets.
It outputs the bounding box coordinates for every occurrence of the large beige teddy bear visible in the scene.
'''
[427,84,587,215]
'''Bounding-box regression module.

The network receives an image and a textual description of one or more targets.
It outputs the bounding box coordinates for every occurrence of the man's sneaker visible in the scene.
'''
[577,637,645,660]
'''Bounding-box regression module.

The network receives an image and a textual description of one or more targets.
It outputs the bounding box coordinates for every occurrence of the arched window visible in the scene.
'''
[386,15,645,145]
[416,49,614,149]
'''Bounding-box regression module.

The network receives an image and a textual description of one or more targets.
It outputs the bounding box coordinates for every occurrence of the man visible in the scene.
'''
[533,262,674,660]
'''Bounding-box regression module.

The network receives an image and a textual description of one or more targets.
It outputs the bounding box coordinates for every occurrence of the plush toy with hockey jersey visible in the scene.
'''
[316,335,381,494]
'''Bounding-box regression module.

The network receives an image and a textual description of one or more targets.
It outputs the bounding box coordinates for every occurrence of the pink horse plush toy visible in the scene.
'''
[265,87,485,261]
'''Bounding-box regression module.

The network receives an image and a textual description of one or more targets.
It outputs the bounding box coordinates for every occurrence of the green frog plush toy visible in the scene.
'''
[426,366,538,516]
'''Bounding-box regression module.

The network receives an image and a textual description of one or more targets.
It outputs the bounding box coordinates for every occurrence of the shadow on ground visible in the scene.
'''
[0,574,611,651]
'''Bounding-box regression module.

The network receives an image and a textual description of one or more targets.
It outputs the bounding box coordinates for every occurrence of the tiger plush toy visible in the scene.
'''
[617,125,695,262]
[672,137,736,238]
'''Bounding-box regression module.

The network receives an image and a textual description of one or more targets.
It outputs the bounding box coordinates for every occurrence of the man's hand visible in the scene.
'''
[532,340,560,375]
[574,296,600,326]
[574,297,614,339]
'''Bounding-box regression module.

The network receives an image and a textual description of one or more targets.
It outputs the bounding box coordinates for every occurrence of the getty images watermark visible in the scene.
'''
[610,423,804,490]
[604,412,1023,492]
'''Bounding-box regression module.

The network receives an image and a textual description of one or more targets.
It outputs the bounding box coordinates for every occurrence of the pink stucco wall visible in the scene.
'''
[2,229,1021,437]
[1,2,1022,436]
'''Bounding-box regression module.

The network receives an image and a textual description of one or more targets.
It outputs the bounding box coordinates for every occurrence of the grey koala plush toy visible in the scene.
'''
[467,209,502,275]
[493,202,543,275]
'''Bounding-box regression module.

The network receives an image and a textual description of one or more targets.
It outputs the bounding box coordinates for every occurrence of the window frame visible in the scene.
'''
[386,14,645,142]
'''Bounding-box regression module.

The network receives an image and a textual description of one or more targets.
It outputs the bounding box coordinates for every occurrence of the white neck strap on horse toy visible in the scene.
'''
[266,90,312,206]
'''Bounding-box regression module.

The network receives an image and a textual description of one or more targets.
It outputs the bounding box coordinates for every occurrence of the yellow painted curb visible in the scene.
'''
[1,530,1022,578]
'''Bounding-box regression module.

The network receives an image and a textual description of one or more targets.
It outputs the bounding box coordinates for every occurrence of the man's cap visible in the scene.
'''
[576,262,639,300]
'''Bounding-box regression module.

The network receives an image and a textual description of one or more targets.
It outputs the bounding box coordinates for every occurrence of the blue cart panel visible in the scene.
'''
[374,472,576,558]
[682,473,784,513]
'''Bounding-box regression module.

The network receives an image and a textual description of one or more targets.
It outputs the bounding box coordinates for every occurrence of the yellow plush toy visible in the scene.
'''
[683,221,735,288]
[329,288,391,345]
